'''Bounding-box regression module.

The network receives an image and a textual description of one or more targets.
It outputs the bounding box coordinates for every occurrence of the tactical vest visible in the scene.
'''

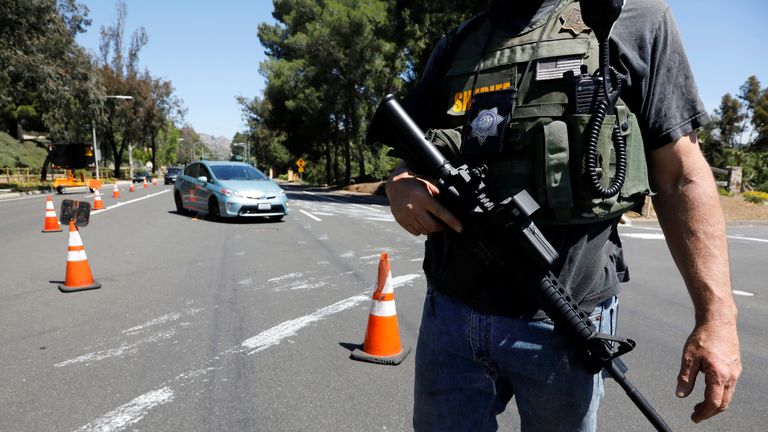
[433,0,650,224]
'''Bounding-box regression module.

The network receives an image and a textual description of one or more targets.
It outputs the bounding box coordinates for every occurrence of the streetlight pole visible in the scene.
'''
[92,126,99,179]
[93,95,133,179]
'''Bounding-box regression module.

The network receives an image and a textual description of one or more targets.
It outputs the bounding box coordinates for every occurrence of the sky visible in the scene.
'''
[75,0,768,140]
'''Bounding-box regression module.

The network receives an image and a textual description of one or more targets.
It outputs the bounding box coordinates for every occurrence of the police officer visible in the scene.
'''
[383,0,741,430]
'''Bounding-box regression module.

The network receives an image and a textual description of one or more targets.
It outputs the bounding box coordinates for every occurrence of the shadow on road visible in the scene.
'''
[167,210,285,224]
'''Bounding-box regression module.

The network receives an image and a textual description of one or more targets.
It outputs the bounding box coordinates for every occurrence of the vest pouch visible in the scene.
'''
[614,106,651,201]
[542,120,573,220]
[566,110,650,220]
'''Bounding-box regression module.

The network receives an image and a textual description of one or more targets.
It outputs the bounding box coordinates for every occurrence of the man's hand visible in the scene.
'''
[677,320,741,423]
[385,163,463,236]
[649,132,742,423]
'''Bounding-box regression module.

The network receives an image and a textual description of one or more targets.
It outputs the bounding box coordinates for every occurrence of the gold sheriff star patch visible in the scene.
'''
[560,7,591,36]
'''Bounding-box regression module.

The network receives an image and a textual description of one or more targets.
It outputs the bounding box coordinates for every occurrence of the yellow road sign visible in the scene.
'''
[296,158,305,168]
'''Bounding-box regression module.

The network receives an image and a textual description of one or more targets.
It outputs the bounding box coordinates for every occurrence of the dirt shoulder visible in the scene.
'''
[341,182,768,224]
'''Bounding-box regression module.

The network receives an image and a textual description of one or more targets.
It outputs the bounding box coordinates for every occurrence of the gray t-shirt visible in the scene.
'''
[412,0,709,316]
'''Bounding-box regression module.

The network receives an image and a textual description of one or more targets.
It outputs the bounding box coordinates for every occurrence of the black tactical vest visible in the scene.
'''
[427,0,650,224]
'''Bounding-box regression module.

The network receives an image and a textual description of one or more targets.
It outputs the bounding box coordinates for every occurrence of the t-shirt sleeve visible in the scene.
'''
[614,1,711,151]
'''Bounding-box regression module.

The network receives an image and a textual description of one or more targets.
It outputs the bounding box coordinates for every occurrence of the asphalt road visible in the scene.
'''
[0,183,765,431]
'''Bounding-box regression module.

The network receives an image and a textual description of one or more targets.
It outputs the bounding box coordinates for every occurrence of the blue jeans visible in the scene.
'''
[413,288,618,432]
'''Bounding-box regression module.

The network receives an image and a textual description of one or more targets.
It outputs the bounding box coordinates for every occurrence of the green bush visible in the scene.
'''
[718,188,732,196]
[0,181,51,192]
[0,132,47,168]
[742,191,768,204]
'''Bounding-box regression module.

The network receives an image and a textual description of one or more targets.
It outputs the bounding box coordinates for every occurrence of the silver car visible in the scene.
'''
[174,161,288,220]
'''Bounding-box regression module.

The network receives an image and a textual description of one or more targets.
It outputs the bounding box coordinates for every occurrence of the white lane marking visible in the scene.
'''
[57,308,202,367]
[621,225,768,244]
[733,290,755,297]
[301,190,387,209]
[54,330,176,367]
[0,193,53,203]
[295,190,394,221]
[622,233,666,240]
[272,281,328,292]
[74,273,422,431]
[727,235,768,244]
[121,308,202,335]
[241,294,369,354]
[299,209,322,221]
[241,273,421,355]
[123,313,182,335]
[340,250,354,258]
[74,387,174,432]
[267,272,302,282]
[91,189,170,215]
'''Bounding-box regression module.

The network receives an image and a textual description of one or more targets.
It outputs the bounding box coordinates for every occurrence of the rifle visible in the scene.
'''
[369,94,672,432]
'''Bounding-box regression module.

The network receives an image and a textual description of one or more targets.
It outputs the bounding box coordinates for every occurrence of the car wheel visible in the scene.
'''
[208,197,221,220]
[174,192,187,215]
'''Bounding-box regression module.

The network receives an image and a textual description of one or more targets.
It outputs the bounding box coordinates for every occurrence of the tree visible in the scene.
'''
[0,0,103,144]
[236,96,291,172]
[135,73,184,174]
[97,0,149,178]
[715,93,744,148]
[258,0,405,184]
[737,75,761,146]
[392,0,483,86]
[750,87,768,152]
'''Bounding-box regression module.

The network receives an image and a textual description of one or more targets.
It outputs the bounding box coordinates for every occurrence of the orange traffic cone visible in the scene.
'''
[143,178,148,188]
[350,253,410,365]
[129,183,135,192]
[42,196,62,233]
[112,183,120,198]
[93,189,105,210]
[59,220,101,293]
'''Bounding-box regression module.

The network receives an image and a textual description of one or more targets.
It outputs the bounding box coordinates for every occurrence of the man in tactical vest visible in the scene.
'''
[383,0,741,430]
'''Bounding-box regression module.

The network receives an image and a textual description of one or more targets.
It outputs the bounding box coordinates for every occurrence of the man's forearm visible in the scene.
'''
[652,155,737,324]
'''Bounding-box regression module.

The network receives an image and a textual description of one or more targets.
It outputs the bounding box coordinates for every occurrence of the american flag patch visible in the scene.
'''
[536,55,583,80]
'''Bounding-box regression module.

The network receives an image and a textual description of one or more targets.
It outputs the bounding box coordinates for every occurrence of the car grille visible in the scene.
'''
[239,204,286,215]
[245,194,279,200]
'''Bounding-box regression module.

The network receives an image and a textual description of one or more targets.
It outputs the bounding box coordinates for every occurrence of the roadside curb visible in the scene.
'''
[0,189,51,201]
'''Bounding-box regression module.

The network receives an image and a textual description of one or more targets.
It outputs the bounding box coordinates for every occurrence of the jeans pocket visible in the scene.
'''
[589,296,618,335]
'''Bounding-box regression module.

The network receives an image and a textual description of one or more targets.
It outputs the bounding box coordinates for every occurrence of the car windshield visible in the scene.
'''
[167,168,181,174]
[210,165,267,181]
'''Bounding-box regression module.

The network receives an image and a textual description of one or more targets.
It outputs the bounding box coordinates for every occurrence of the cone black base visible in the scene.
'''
[58,281,102,293]
[350,346,411,366]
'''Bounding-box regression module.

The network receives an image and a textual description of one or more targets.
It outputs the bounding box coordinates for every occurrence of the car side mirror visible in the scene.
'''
[197,176,208,183]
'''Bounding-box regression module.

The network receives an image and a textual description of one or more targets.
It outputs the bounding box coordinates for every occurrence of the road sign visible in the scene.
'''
[296,159,305,168]
[60,200,91,227]
[298,167,304,173]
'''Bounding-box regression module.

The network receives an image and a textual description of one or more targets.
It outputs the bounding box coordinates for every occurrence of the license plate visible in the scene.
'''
[257,203,271,211]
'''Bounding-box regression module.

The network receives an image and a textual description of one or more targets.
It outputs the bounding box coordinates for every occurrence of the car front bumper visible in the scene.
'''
[219,195,289,218]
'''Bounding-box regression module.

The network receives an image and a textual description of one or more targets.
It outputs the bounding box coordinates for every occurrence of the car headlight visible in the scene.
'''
[221,188,243,198]
[277,189,285,197]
